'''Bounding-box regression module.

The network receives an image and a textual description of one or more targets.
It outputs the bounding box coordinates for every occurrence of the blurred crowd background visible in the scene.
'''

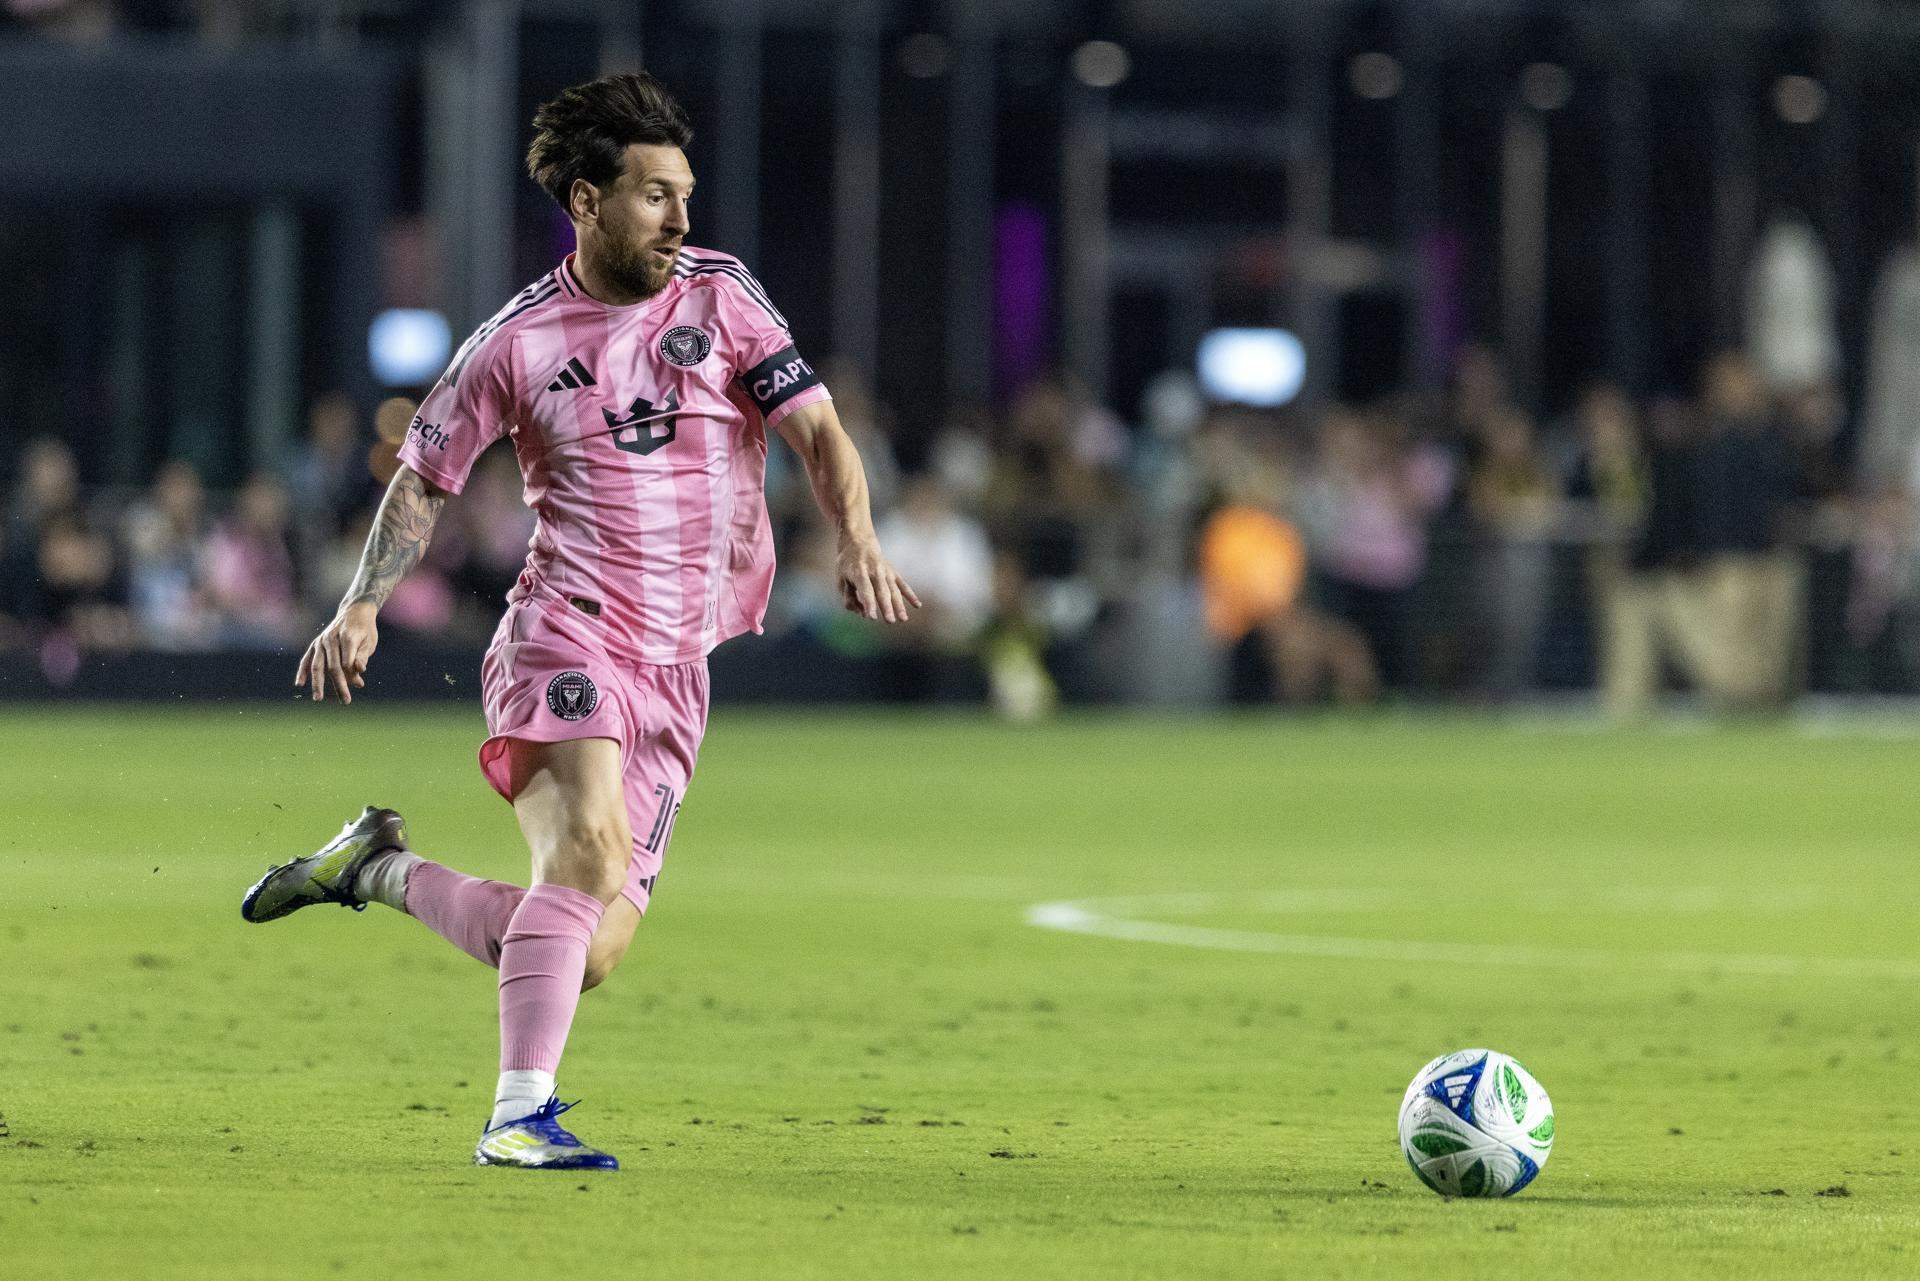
[6,0,1920,714]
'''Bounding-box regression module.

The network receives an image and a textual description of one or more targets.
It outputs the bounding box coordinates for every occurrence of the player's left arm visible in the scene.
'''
[774,398,921,623]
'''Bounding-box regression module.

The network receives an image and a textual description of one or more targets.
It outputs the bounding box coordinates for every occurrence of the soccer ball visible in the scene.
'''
[1398,1048,1554,1197]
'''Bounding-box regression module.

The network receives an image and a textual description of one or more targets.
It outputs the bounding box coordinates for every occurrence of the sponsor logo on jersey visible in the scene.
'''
[602,390,681,457]
[659,325,712,367]
[407,416,450,451]
[546,671,599,721]
[545,356,598,392]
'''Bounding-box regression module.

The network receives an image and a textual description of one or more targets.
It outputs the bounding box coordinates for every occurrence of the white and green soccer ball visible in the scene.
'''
[1398,1048,1554,1197]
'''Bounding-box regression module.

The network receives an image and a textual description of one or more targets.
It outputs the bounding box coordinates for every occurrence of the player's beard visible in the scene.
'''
[603,233,678,299]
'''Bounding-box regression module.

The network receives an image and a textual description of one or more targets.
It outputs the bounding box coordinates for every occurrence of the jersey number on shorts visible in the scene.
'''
[643,782,682,854]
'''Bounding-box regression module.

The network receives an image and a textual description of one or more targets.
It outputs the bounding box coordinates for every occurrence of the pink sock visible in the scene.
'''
[403,860,527,967]
[498,884,607,1073]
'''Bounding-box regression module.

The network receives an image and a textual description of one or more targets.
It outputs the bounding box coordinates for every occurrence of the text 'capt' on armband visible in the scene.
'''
[742,345,824,417]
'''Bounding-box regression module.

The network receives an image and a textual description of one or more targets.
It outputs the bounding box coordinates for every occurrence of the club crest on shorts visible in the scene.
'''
[546,671,599,721]
[659,325,711,367]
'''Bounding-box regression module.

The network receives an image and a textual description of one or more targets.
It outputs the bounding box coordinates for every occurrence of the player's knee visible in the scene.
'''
[573,857,627,906]
[546,817,630,903]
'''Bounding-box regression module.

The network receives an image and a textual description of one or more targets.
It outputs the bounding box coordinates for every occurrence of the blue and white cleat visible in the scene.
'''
[474,1098,620,1170]
[240,805,408,923]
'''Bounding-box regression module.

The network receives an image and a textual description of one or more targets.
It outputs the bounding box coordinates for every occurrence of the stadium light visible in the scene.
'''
[1196,328,1307,407]
[1071,41,1132,90]
[368,309,452,388]
[1774,75,1826,124]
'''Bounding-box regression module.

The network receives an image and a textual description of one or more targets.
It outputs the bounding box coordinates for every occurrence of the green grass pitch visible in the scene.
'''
[3,706,1916,1278]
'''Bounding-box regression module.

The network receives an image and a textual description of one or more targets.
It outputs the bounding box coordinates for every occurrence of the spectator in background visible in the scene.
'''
[1295,408,1451,691]
[4,435,80,544]
[1446,342,1514,452]
[1563,384,1652,718]
[123,459,216,650]
[927,405,995,513]
[1198,466,1378,707]
[1467,405,1561,700]
[1614,396,1719,712]
[989,376,1125,670]
[27,511,130,654]
[1,437,130,650]
[1131,370,1209,579]
[871,475,995,701]
[452,448,537,608]
[981,550,1056,721]
[286,391,373,556]
[203,471,303,648]
[1608,363,1800,716]
[1777,378,1854,692]
[1691,351,1802,708]
[875,474,994,652]
[995,375,1126,517]
[1847,486,1918,689]
[1778,377,1849,506]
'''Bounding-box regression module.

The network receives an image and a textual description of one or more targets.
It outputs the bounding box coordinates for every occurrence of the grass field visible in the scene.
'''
[3,705,1917,1278]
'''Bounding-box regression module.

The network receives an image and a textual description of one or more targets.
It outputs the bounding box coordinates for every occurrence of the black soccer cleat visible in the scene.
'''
[241,806,408,923]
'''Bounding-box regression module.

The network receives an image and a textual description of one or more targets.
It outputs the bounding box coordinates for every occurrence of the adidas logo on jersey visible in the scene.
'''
[546,356,598,392]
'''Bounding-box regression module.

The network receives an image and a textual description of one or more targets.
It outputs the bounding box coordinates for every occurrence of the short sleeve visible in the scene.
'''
[397,328,516,495]
[718,268,830,428]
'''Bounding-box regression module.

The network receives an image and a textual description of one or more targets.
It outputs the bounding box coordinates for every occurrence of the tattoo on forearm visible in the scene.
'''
[344,469,444,610]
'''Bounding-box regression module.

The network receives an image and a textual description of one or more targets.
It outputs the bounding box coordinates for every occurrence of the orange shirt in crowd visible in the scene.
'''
[1198,505,1307,642]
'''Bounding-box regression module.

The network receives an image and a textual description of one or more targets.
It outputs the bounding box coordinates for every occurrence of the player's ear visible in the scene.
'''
[568,178,600,225]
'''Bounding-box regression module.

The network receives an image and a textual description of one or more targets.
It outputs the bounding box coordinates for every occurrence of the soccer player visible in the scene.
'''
[241,72,918,1170]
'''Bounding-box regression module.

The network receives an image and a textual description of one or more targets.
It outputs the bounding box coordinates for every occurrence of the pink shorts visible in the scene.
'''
[477,590,710,914]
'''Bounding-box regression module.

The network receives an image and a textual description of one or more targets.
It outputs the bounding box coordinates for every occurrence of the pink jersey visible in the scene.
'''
[398,248,830,663]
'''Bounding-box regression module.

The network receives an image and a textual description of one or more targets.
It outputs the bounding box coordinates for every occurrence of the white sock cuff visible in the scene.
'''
[357,850,423,912]
[491,1069,556,1129]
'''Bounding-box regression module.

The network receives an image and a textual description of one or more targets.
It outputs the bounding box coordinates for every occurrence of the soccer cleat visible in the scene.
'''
[240,805,408,923]
[474,1098,619,1170]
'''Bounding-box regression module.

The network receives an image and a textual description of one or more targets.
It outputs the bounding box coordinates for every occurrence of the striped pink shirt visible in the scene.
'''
[398,248,830,663]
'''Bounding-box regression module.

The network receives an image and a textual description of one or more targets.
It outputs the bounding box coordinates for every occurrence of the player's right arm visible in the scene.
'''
[296,464,449,703]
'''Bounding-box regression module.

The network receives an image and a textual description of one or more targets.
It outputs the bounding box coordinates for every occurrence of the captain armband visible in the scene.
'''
[741,345,824,418]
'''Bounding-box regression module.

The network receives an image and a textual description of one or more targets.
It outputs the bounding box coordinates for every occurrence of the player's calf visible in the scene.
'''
[581,896,642,991]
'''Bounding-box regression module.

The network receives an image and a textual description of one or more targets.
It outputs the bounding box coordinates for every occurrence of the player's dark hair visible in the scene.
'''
[526,72,694,210]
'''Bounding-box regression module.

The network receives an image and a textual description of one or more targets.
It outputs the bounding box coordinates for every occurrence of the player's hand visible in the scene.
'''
[837,532,921,624]
[296,601,380,704]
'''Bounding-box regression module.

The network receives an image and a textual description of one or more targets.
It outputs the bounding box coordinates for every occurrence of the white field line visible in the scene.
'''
[1026,894,1920,980]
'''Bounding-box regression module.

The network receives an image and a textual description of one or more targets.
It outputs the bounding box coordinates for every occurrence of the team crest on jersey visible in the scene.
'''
[659,325,712,367]
[546,671,599,721]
